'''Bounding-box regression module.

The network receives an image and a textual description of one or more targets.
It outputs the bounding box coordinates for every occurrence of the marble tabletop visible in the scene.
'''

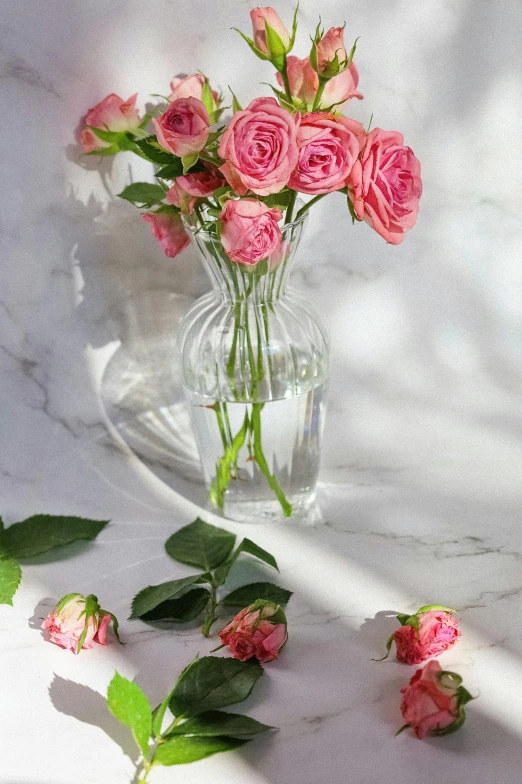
[1,0,522,782]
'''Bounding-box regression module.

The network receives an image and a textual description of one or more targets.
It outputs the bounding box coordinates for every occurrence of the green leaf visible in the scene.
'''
[263,191,292,209]
[201,78,215,114]
[289,2,299,49]
[140,588,210,622]
[0,557,22,605]
[228,86,243,113]
[457,686,474,706]
[154,735,244,766]
[107,672,152,758]
[86,125,123,144]
[152,684,177,738]
[76,593,101,654]
[372,632,395,662]
[166,710,273,739]
[181,153,199,174]
[416,604,457,615]
[208,108,226,125]
[214,537,278,585]
[165,518,236,571]
[396,613,419,631]
[155,161,184,179]
[264,21,287,70]
[130,574,210,619]
[117,182,166,207]
[2,515,108,559]
[435,705,467,736]
[134,137,175,164]
[85,144,120,157]
[395,723,410,736]
[221,582,292,607]
[232,28,270,61]
[169,656,263,718]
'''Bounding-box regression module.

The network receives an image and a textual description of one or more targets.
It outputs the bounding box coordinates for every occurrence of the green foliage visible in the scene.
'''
[165,518,236,571]
[134,137,176,164]
[140,588,211,622]
[0,558,22,606]
[2,515,108,559]
[169,656,264,717]
[107,673,152,758]
[221,582,292,607]
[117,182,166,208]
[130,574,210,619]
[155,161,184,179]
[165,710,272,738]
[154,735,244,766]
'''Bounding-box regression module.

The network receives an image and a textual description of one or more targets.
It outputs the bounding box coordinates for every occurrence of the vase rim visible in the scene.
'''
[182,199,308,237]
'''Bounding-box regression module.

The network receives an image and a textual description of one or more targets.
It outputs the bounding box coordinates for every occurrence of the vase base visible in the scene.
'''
[212,489,319,525]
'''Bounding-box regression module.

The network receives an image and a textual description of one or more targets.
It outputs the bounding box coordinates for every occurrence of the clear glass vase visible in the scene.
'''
[179,209,330,522]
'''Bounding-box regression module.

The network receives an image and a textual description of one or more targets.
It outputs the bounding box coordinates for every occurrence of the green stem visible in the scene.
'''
[280,59,293,103]
[295,193,327,220]
[312,77,327,111]
[201,583,218,637]
[285,190,298,224]
[251,403,292,516]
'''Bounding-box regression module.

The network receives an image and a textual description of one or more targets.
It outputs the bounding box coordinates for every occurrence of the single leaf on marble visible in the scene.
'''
[140,588,210,622]
[0,557,22,605]
[169,656,263,718]
[130,574,210,619]
[221,582,292,607]
[165,519,236,571]
[2,515,108,559]
[154,735,244,766]
[165,710,273,739]
[107,672,152,758]
[214,537,278,585]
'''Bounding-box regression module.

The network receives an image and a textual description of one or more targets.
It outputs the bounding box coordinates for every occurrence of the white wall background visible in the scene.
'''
[1,0,521,512]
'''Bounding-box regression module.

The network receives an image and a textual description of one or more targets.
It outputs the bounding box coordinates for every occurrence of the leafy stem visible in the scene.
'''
[279,57,293,103]
[202,582,219,637]
[295,192,327,220]
[285,189,298,224]
[311,76,327,111]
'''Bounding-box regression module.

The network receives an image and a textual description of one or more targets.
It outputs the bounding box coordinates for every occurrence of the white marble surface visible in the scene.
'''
[1,0,522,782]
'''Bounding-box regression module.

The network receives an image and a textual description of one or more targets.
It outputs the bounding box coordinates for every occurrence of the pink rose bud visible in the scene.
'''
[219,599,288,662]
[166,165,224,215]
[399,660,473,739]
[219,198,283,266]
[218,97,299,196]
[250,7,290,56]
[378,605,460,665]
[312,26,348,77]
[80,93,141,153]
[277,56,362,110]
[153,97,210,158]
[289,113,366,195]
[142,211,190,257]
[169,73,219,108]
[41,593,119,654]
[348,128,422,245]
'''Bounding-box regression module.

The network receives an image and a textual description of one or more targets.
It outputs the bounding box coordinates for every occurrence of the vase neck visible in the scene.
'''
[185,212,307,304]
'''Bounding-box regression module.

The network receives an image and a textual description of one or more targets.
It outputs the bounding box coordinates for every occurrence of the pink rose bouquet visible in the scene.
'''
[218,599,288,662]
[378,604,460,665]
[79,5,422,517]
[399,661,474,739]
[41,593,120,654]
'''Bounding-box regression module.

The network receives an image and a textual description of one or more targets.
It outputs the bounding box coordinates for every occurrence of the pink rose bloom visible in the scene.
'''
[315,27,347,74]
[218,97,299,196]
[394,610,460,665]
[250,7,290,55]
[41,593,116,654]
[289,113,366,195]
[166,165,223,215]
[220,199,283,265]
[169,74,219,106]
[143,212,190,257]
[219,600,288,663]
[80,93,141,153]
[153,97,210,157]
[349,128,422,244]
[400,661,462,739]
[277,56,362,110]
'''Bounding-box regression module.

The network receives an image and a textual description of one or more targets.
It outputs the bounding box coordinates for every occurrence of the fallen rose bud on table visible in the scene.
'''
[398,660,474,739]
[41,592,120,654]
[377,604,460,665]
[218,599,288,662]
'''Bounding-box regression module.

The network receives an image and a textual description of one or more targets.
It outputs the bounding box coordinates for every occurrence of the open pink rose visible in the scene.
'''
[315,27,347,74]
[400,661,469,739]
[250,7,290,55]
[220,199,282,265]
[169,74,219,106]
[289,113,366,195]
[218,97,299,196]
[143,212,190,257]
[219,599,288,663]
[166,165,223,215]
[153,97,210,157]
[394,609,460,665]
[80,93,141,153]
[277,56,362,110]
[41,593,117,654]
[348,128,422,244]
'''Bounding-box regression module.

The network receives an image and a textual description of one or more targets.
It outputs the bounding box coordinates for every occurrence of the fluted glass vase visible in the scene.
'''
[179,209,330,522]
